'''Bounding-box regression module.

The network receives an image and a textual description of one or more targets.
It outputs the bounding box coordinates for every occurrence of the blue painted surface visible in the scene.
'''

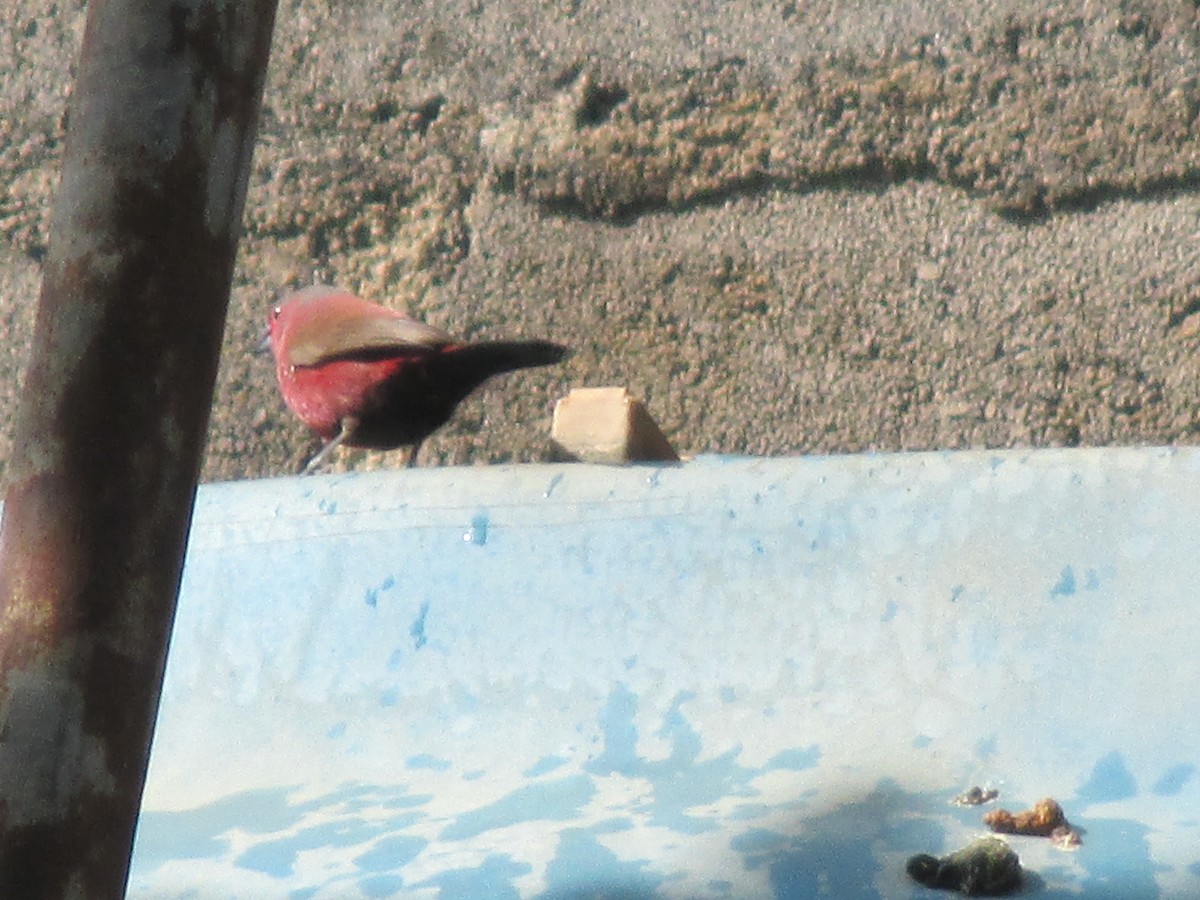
[129,450,1200,898]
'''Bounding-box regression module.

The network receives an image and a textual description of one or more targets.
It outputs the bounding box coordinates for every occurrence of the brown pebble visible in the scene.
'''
[983,797,1077,844]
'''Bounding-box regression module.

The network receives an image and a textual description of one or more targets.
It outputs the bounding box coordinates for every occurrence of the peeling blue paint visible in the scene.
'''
[1151,763,1195,796]
[975,734,997,760]
[1076,751,1138,806]
[764,746,820,771]
[464,513,489,546]
[413,854,529,898]
[543,473,565,498]
[358,873,404,898]
[237,818,384,878]
[410,601,430,650]
[1076,818,1161,898]
[439,775,596,842]
[525,756,569,778]
[354,836,426,873]
[541,827,663,898]
[406,754,451,772]
[1051,565,1077,597]
[587,684,639,777]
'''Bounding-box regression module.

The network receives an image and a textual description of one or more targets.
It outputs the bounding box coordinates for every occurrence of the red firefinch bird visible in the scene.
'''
[266,284,569,472]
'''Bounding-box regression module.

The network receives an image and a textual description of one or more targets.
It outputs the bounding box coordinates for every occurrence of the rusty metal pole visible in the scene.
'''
[0,0,277,896]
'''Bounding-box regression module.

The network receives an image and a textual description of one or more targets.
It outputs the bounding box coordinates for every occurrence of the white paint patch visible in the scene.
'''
[0,660,117,825]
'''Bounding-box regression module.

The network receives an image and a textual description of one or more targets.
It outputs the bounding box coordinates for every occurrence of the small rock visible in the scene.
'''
[906,836,1022,896]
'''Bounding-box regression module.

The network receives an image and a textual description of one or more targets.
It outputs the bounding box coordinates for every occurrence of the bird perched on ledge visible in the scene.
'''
[266,284,569,472]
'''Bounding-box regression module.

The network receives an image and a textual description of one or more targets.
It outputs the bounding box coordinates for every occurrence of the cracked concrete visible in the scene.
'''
[3,0,1200,480]
[496,13,1200,220]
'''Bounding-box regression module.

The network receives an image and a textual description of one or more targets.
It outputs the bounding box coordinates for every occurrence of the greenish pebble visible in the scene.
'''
[906,836,1022,896]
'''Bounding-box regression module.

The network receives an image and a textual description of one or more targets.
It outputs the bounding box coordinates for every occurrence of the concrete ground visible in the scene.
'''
[3,0,1200,481]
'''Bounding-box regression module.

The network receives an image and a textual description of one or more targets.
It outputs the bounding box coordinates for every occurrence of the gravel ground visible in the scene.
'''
[3,0,1200,481]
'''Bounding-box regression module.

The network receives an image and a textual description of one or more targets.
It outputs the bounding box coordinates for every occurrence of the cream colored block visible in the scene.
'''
[550,387,679,464]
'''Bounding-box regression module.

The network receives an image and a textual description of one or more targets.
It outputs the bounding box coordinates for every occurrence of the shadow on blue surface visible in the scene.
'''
[133,760,1188,899]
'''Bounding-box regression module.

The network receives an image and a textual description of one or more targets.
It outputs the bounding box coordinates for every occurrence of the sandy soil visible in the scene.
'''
[3,0,1200,481]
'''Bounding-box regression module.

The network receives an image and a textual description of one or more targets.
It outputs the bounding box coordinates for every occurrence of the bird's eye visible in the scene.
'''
[271,305,282,320]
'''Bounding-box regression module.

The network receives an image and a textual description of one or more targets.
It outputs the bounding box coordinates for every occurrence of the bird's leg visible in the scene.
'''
[405,441,422,469]
[302,417,358,475]
[302,435,344,474]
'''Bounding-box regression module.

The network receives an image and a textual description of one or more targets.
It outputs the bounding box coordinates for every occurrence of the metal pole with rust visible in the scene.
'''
[0,0,277,895]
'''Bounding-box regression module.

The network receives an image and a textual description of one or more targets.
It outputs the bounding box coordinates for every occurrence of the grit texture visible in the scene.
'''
[3,0,1200,479]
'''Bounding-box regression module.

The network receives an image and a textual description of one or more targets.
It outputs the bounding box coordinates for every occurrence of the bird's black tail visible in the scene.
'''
[445,340,569,377]
[431,340,569,400]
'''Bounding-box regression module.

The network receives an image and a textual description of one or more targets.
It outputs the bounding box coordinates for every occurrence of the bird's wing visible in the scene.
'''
[289,314,455,367]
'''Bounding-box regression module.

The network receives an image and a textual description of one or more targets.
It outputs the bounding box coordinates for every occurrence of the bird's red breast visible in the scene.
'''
[266,283,568,457]
[268,285,456,437]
